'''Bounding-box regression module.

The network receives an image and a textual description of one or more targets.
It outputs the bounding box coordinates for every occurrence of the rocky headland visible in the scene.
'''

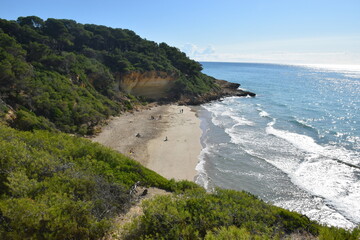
[118,71,256,105]
[177,79,256,105]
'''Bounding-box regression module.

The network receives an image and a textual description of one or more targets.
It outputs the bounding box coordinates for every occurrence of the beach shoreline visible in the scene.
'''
[92,104,202,181]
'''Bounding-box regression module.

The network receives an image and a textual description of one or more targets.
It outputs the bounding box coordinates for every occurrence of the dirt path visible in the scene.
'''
[105,187,169,239]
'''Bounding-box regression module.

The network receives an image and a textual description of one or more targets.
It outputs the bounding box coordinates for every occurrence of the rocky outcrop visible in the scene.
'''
[118,71,255,104]
[118,71,177,99]
[177,79,256,105]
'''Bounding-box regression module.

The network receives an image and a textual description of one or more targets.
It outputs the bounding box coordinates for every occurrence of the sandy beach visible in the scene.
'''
[92,104,202,181]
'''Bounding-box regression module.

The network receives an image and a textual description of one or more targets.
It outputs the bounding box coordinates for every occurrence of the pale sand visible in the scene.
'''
[92,104,202,181]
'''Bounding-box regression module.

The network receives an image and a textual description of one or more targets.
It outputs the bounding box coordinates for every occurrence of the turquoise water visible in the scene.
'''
[196,62,360,228]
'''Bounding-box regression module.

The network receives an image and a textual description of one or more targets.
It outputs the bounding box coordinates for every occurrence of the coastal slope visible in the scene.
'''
[2,16,357,240]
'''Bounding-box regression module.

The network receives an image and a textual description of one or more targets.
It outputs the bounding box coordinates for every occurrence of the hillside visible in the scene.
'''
[1,125,359,239]
[0,16,232,134]
[1,17,357,240]
[0,124,187,239]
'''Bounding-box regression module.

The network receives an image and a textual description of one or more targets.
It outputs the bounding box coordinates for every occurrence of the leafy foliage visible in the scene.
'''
[204,226,264,240]
[11,109,56,131]
[0,100,9,121]
[0,17,216,134]
[122,188,360,240]
[0,124,172,239]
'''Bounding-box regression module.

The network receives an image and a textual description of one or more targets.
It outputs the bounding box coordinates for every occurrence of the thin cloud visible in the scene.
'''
[181,44,216,60]
[181,43,360,65]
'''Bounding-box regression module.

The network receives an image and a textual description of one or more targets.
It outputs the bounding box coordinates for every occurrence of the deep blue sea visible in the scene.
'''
[196,62,360,229]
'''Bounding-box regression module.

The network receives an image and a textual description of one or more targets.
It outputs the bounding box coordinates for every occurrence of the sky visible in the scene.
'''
[1,0,360,65]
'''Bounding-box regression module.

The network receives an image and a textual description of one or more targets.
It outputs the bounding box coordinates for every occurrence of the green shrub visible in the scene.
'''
[319,226,360,240]
[122,188,322,239]
[205,226,265,240]
[0,125,172,239]
[11,109,57,131]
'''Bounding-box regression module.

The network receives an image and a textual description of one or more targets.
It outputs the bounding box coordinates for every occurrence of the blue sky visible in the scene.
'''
[1,0,360,65]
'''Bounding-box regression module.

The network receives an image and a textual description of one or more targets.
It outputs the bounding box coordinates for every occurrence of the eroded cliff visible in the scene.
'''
[118,71,256,103]
[118,71,177,99]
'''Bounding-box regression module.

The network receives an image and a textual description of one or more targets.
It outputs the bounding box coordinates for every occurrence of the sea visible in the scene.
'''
[195,62,360,229]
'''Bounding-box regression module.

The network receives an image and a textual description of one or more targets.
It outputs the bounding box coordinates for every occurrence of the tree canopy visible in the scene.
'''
[0,16,216,134]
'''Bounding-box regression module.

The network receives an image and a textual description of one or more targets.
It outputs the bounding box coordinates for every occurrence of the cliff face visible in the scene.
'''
[118,71,177,99]
[118,71,256,103]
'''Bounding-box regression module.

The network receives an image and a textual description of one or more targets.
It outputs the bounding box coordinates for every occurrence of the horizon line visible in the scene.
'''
[198,61,360,71]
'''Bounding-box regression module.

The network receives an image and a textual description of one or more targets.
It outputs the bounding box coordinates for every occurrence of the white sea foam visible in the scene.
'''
[211,117,224,127]
[266,120,360,165]
[204,101,255,127]
[203,103,228,127]
[290,157,360,227]
[295,119,315,129]
[259,110,270,117]
[225,127,241,145]
[218,168,265,179]
[264,120,360,226]
[255,106,270,118]
[242,142,359,228]
[266,120,324,154]
[231,115,255,126]
[276,198,355,229]
[195,145,211,190]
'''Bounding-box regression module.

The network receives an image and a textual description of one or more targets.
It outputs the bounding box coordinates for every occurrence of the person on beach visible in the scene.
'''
[136,133,141,137]
[164,136,168,141]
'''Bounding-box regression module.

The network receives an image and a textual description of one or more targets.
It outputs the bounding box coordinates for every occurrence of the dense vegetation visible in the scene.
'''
[122,189,360,239]
[0,16,216,134]
[1,124,358,239]
[1,16,359,240]
[0,124,180,239]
